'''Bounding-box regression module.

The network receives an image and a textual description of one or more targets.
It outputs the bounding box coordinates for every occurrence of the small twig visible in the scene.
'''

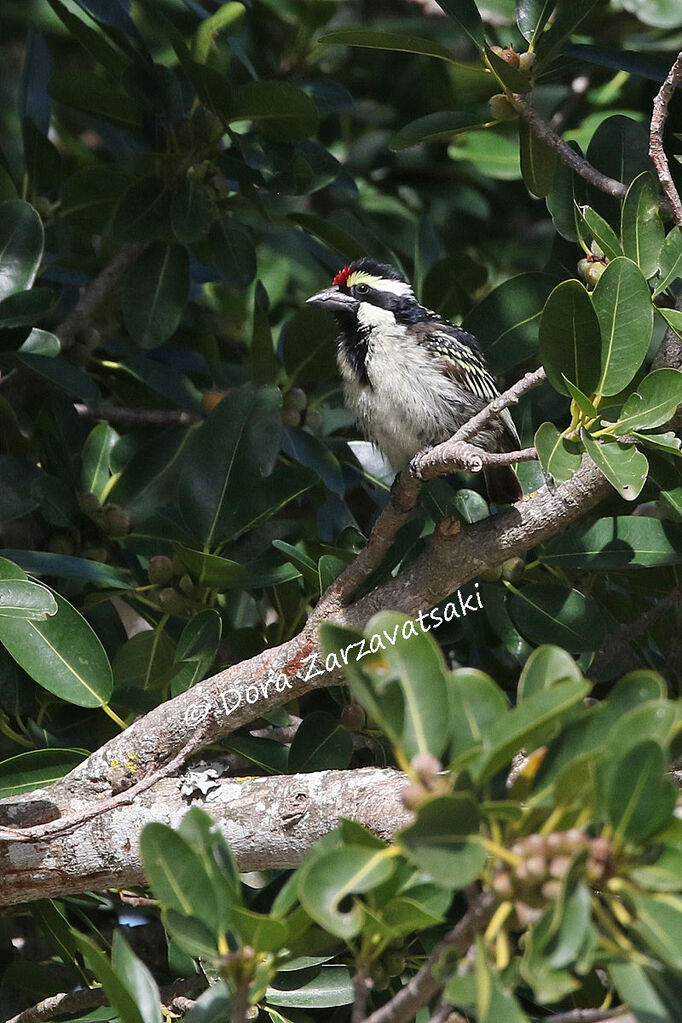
[513,94,672,215]
[591,586,682,681]
[352,963,372,1023]
[74,403,202,428]
[650,49,682,230]
[364,892,496,1023]
[327,369,546,607]
[427,1003,462,1023]
[230,972,251,1023]
[5,977,207,1023]
[544,1009,630,1023]
[56,243,147,351]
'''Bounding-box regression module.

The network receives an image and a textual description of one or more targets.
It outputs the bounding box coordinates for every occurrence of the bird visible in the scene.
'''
[306,257,522,505]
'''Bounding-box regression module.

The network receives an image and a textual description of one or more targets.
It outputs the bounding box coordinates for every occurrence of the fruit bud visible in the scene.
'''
[178,573,195,596]
[285,387,307,412]
[82,545,109,563]
[490,45,520,68]
[525,855,547,880]
[549,855,571,879]
[401,783,427,811]
[577,257,591,281]
[384,952,406,978]
[281,406,302,428]
[304,408,323,431]
[541,879,562,900]
[78,492,101,515]
[491,871,513,897]
[148,555,174,586]
[158,587,186,615]
[103,506,131,537]
[502,557,525,584]
[586,260,606,287]
[488,93,518,121]
[411,752,442,787]
[48,533,75,556]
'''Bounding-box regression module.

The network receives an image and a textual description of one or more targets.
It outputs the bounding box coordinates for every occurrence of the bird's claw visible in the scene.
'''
[409,448,430,479]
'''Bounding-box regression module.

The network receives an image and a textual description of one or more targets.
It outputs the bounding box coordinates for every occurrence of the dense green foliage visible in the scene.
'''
[1,0,682,1019]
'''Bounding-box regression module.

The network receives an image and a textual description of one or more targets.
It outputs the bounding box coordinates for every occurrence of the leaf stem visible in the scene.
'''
[101,703,128,731]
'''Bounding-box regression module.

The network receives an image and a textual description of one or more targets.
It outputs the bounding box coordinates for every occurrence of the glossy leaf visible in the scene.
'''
[0,548,131,589]
[317,28,466,65]
[509,583,605,652]
[517,644,582,701]
[171,181,214,244]
[0,590,113,707]
[614,368,682,434]
[539,279,601,395]
[225,80,318,141]
[581,431,648,502]
[621,171,664,279]
[604,739,676,843]
[540,515,682,569]
[111,932,162,1023]
[267,966,354,1008]
[534,422,582,483]
[0,200,44,301]
[520,119,557,198]
[486,46,531,93]
[81,422,118,501]
[435,0,486,49]
[591,257,653,395]
[0,747,87,797]
[76,933,146,1023]
[207,215,257,289]
[140,822,222,934]
[517,0,556,44]
[390,109,490,151]
[578,205,622,260]
[288,710,353,773]
[0,579,57,620]
[653,227,682,295]
[298,845,395,939]
[399,794,486,886]
[123,243,189,349]
[462,272,559,373]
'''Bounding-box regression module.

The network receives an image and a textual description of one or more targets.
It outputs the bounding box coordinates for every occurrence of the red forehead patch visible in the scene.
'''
[332,265,353,286]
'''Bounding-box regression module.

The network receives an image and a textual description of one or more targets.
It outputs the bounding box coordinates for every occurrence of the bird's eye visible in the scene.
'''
[355,283,369,295]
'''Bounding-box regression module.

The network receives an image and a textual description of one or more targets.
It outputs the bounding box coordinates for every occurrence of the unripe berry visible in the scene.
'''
[586,261,606,287]
[304,408,322,431]
[341,703,366,731]
[103,506,131,537]
[78,492,101,515]
[491,871,513,897]
[549,855,571,879]
[285,387,307,412]
[48,533,75,556]
[488,93,518,121]
[282,406,302,428]
[158,587,186,615]
[541,879,562,900]
[525,855,547,880]
[411,752,442,787]
[384,952,406,977]
[33,195,52,219]
[178,573,195,596]
[401,783,427,811]
[148,555,174,586]
[502,557,525,584]
[577,257,591,281]
[82,545,109,563]
[518,51,536,73]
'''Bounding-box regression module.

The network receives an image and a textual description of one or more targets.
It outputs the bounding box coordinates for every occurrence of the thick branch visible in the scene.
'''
[650,49,682,230]
[0,767,410,905]
[5,978,208,1023]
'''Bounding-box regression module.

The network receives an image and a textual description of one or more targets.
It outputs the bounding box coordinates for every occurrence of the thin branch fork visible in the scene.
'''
[650,48,682,230]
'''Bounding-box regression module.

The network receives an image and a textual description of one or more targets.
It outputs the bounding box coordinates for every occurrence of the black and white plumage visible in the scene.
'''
[307,258,522,504]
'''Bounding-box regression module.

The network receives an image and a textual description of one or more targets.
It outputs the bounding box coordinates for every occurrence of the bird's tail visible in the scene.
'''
[484,465,522,505]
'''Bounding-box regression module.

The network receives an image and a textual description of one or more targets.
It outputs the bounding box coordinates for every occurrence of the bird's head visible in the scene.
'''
[306,259,419,328]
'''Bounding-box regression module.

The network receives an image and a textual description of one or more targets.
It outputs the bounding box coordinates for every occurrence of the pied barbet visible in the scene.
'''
[307,258,522,504]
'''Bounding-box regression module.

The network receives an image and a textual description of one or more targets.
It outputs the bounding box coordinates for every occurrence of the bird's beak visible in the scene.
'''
[306,287,358,313]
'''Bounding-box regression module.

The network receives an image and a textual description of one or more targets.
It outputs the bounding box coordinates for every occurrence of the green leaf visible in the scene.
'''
[76,933,146,1023]
[81,422,118,501]
[581,431,648,501]
[60,166,130,232]
[288,710,353,773]
[0,548,132,589]
[224,735,289,774]
[0,590,113,708]
[546,145,586,241]
[206,215,257,289]
[657,306,682,342]
[192,2,246,63]
[171,181,214,244]
[539,279,601,395]
[140,823,223,934]
[298,845,395,939]
[165,910,219,960]
[16,352,99,400]
[398,794,486,886]
[449,130,521,181]
[563,377,599,416]
[621,171,664,279]
[0,579,57,620]
[476,943,529,1023]
[653,227,682,295]
[231,907,288,953]
[113,629,175,691]
[290,213,364,262]
[447,668,508,766]
[177,383,282,549]
[534,0,601,64]
[592,257,653,396]
[517,0,556,44]
[631,845,682,891]
[390,109,491,151]
[111,932,162,1023]
[113,177,172,242]
[486,46,531,92]
[49,68,140,127]
[461,272,559,373]
[534,422,582,483]
[224,80,318,141]
[317,28,467,64]
[421,254,488,321]
[578,205,622,260]
[520,119,557,198]
[0,200,44,301]
[0,747,87,797]
[609,961,676,1023]
[479,678,590,781]
[517,645,582,701]
[614,368,682,434]
[540,515,682,569]
[267,966,354,1008]
[0,290,57,331]
[435,0,486,50]
[632,894,682,971]
[122,243,189,349]
[604,739,676,843]
[509,583,605,652]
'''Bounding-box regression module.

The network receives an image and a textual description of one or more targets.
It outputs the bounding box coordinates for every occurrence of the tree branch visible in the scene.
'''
[4,977,207,1023]
[74,403,202,428]
[55,243,147,351]
[0,766,411,905]
[650,49,682,230]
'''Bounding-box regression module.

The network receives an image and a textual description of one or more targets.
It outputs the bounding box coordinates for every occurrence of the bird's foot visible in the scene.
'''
[409,447,432,479]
